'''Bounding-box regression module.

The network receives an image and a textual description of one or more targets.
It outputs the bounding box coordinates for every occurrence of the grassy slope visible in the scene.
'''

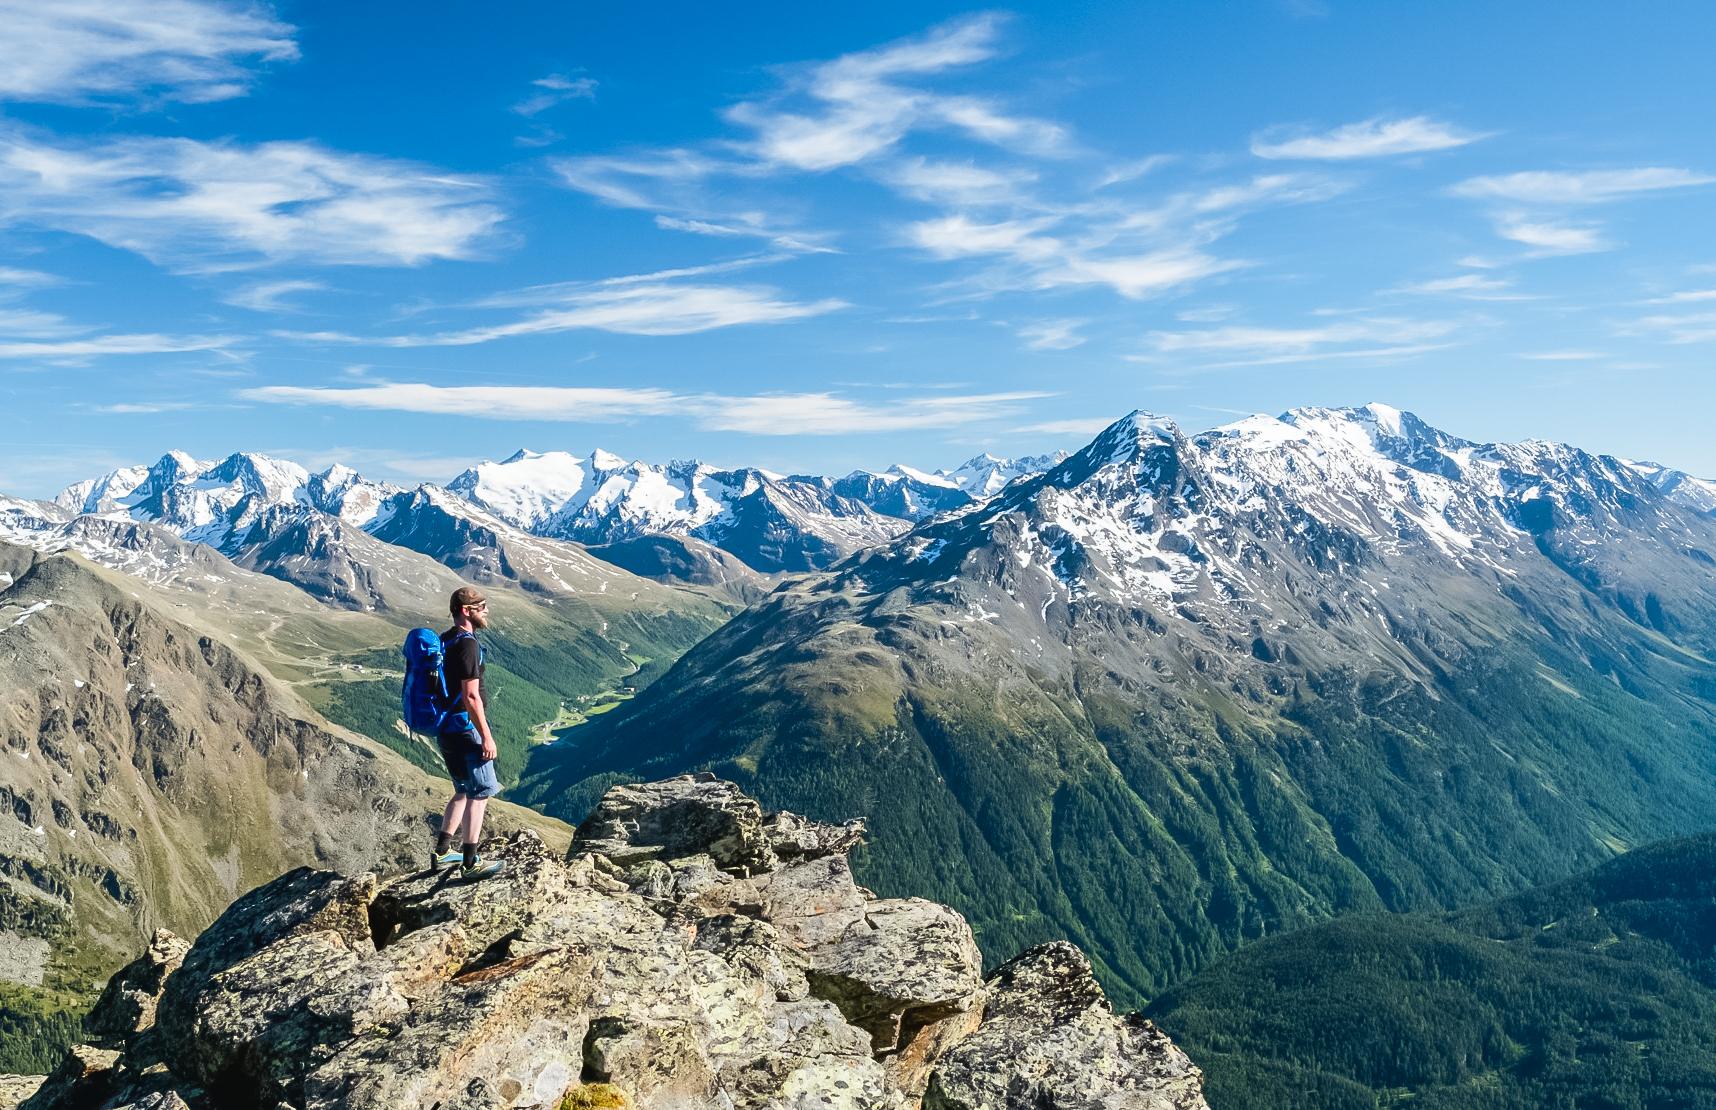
[518,586,1716,1011]
[1147,835,1716,1109]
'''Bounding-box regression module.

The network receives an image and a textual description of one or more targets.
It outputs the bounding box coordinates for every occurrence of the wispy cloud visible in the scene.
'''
[0,0,296,105]
[1451,168,1713,258]
[1641,288,1716,305]
[1450,167,1713,205]
[0,266,63,288]
[0,332,232,360]
[1143,316,1460,367]
[0,129,503,270]
[241,381,1049,434]
[1013,417,1114,436]
[1622,311,1716,344]
[908,213,1243,299]
[724,14,1063,173]
[1387,273,1536,300]
[222,279,327,312]
[280,282,845,345]
[512,72,596,116]
[1016,319,1087,350]
[1252,116,1487,160]
[699,391,1048,434]
[1494,216,1607,255]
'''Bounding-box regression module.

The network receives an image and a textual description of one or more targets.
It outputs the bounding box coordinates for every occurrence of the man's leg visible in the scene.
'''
[437,793,468,855]
[460,797,489,865]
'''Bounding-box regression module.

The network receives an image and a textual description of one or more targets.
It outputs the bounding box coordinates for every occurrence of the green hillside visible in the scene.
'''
[517,572,1716,1010]
[1147,835,1716,1109]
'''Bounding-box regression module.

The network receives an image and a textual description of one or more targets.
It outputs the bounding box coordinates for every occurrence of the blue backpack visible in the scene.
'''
[401,628,472,735]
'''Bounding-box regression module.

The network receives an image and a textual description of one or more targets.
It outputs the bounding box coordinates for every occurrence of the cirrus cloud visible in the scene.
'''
[0,0,296,105]
[1252,116,1487,160]
[240,380,1050,434]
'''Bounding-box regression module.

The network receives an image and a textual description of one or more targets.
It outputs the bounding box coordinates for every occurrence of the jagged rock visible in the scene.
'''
[29,778,1206,1110]
[84,930,189,1048]
[572,773,775,875]
[924,942,1209,1110]
[0,1076,43,1110]
[16,1046,118,1110]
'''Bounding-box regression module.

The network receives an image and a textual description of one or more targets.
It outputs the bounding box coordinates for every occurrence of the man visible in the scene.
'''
[433,586,504,879]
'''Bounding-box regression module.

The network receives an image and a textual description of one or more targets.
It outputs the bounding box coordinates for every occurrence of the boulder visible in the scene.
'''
[84,930,190,1048]
[0,1076,43,1110]
[571,773,774,875]
[26,778,1207,1110]
[924,942,1209,1110]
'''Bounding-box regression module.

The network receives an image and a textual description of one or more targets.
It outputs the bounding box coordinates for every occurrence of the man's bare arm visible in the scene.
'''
[461,677,497,760]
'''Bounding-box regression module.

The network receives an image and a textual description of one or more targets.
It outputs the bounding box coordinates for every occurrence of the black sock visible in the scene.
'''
[435,831,454,855]
[463,841,479,867]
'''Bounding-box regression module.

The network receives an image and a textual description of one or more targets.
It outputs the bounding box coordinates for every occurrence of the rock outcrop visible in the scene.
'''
[25,775,1206,1110]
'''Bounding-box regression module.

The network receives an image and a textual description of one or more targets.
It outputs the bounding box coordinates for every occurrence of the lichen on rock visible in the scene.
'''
[25,775,1207,1110]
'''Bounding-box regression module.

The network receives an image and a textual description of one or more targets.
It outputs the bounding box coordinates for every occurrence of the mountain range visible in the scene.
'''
[515,403,1716,1006]
[7,402,1716,1102]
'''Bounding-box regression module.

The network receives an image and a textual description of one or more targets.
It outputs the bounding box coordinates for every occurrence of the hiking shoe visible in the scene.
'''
[430,849,463,872]
[460,857,504,882]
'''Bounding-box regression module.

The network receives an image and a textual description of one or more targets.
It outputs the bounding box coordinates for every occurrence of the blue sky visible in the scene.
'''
[3,1,1715,495]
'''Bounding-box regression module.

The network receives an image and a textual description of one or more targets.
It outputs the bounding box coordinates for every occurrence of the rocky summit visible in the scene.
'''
[11,775,1205,1110]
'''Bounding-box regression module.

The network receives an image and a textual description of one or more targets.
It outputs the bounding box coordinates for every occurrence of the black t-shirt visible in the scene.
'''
[441,629,484,708]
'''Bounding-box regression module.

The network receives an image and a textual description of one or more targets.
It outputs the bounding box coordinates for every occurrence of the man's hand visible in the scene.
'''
[481,737,497,761]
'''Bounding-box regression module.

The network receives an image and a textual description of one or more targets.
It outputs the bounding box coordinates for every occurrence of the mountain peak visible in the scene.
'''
[501,448,539,464]
[589,448,629,471]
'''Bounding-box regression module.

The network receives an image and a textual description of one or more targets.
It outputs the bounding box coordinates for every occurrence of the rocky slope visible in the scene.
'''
[0,542,568,1069]
[12,775,1205,1110]
[520,405,1716,1006]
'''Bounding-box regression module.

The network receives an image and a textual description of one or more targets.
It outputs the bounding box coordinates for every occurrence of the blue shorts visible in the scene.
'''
[437,730,500,799]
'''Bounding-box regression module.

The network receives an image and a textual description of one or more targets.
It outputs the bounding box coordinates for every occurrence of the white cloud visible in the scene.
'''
[243,383,682,421]
[0,307,87,338]
[1096,155,1176,189]
[0,0,296,105]
[1624,311,1716,344]
[0,332,231,360]
[652,214,836,253]
[0,266,62,287]
[91,401,203,413]
[280,283,845,345]
[724,14,1063,173]
[1013,417,1114,436]
[241,381,1049,434]
[1252,116,1486,160]
[0,130,502,270]
[699,391,1047,434]
[1642,288,1716,305]
[1150,318,1458,353]
[1016,319,1087,350]
[878,158,1037,205]
[223,279,327,312]
[1144,317,1460,367]
[513,72,596,116]
[908,214,1242,299]
[1494,216,1607,255]
[1450,167,1713,205]
[1388,273,1536,300]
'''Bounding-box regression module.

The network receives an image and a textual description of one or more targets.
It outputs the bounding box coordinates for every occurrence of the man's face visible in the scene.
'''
[464,601,490,629]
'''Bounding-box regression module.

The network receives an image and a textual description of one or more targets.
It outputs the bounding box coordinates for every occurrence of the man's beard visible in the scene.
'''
[471,612,489,629]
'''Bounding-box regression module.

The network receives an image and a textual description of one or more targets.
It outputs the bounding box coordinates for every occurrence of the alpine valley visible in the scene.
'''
[6,403,1716,1107]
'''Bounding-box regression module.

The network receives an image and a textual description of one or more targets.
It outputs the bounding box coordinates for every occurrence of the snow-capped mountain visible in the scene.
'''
[449,446,1066,570]
[1626,458,1716,516]
[526,403,1716,1007]
[450,449,910,574]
